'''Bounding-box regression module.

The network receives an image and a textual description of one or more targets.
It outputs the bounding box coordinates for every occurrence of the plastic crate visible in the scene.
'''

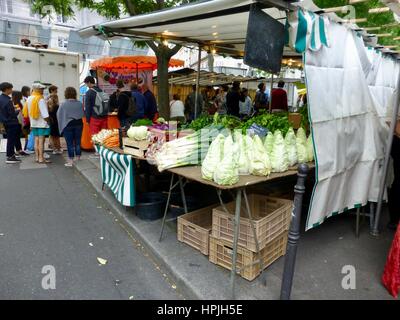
[177,205,215,255]
[209,232,288,281]
[212,195,293,252]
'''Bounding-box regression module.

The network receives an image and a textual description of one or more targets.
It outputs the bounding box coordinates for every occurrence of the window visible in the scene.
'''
[6,0,12,13]
[58,36,68,48]
[57,15,68,24]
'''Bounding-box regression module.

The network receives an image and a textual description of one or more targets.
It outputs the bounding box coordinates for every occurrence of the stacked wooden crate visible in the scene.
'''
[177,194,293,281]
[209,195,293,281]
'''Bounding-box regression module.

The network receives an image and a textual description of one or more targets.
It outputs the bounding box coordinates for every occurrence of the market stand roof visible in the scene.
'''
[153,68,264,86]
[90,55,184,70]
[79,0,294,58]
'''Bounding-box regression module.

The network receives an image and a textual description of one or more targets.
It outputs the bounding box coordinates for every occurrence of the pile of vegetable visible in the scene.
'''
[102,132,120,148]
[241,112,291,136]
[132,119,153,127]
[92,129,119,145]
[127,126,149,141]
[200,127,315,186]
[154,128,220,172]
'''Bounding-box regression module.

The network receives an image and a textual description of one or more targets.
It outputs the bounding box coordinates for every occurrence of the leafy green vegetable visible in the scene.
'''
[132,119,153,127]
[298,105,309,131]
[271,130,289,173]
[241,112,291,136]
[285,128,298,167]
[213,135,239,185]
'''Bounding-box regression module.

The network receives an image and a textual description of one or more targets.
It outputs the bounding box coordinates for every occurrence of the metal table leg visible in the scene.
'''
[159,174,175,242]
[102,182,105,191]
[243,190,266,286]
[230,188,242,300]
[369,202,375,231]
[356,207,361,238]
[179,176,188,214]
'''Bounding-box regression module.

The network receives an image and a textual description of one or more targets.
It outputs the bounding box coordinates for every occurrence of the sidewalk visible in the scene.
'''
[72,152,396,300]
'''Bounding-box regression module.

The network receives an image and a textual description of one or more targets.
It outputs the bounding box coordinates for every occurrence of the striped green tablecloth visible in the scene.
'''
[97,145,135,207]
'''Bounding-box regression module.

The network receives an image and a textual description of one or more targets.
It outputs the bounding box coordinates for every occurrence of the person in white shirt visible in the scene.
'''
[239,88,253,118]
[170,94,186,123]
[26,82,51,164]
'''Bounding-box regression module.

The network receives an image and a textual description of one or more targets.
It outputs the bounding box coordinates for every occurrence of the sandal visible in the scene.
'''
[38,159,52,164]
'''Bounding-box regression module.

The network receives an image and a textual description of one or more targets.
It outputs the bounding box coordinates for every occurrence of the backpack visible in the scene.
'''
[126,95,137,117]
[92,89,110,117]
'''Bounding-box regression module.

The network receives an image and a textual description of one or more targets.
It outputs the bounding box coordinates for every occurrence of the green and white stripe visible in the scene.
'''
[97,145,135,207]
[286,8,330,53]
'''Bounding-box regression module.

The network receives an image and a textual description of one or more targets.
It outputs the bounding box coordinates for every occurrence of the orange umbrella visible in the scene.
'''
[90,55,184,70]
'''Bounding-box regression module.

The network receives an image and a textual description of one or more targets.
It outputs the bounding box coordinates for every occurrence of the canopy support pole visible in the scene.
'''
[194,45,201,119]
[371,77,400,236]
[269,74,274,113]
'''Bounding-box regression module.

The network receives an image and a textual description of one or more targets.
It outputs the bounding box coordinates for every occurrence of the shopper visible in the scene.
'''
[27,82,51,164]
[11,91,30,156]
[115,80,132,128]
[169,94,186,123]
[388,120,400,230]
[141,83,158,121]
[84,76,108,136]
[215,85,228,115]
[21,85,34,153]
[271,80,288,112]
[185,85,204,121]
[131,83,147,121]
[254,83,269,112]
[57,87,84,167]
[0,82,27,163]
[47,85,62,154]
[226,81,241,117]
[239,88,253,118]
[12,91,24,128]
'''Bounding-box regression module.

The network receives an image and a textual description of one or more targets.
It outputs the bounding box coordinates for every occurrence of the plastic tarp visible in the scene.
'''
[304,21,399,230]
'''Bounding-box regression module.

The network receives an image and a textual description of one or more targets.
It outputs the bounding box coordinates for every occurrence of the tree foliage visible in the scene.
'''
[27,0,196,119]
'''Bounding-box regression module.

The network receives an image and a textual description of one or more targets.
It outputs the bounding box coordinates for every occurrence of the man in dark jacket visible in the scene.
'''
[226,81,241,117]
[84,76,108,136]
[141,83,157,121]
[131,83,146,121]
[115,80,132,127]
[0,82,27,163]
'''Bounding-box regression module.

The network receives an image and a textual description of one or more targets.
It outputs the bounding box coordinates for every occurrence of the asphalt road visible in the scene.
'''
[0,152,184,300]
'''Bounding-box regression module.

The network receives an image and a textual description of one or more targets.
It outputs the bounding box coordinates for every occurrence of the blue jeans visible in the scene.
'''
[63,125,83,159]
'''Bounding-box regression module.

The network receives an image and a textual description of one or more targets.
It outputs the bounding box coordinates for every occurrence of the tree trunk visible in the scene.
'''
[147,41,181,120]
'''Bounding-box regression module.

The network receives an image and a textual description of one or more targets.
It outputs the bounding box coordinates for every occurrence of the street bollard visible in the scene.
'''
[280,163,309,300]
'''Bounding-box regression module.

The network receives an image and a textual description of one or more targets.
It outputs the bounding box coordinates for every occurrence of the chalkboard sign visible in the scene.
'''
[244,4,285,74]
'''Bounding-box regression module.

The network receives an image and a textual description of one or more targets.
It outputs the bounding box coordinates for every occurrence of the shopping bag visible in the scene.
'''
[27,132,35,151]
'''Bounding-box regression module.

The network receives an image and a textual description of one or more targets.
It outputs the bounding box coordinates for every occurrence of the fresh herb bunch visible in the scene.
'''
[241,112,291,135]
[132,119,153,127]
[183,115,214,131]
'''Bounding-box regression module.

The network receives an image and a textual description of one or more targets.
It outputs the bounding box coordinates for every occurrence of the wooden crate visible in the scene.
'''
[177,205,215,255]
[209,232,288,281]
[288,113,302,129]
[212,195,293,252]
[122,137,149,158]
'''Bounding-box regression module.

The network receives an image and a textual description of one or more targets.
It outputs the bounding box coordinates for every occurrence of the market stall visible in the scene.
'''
[81,56,185,150]
[79,0,400,299]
